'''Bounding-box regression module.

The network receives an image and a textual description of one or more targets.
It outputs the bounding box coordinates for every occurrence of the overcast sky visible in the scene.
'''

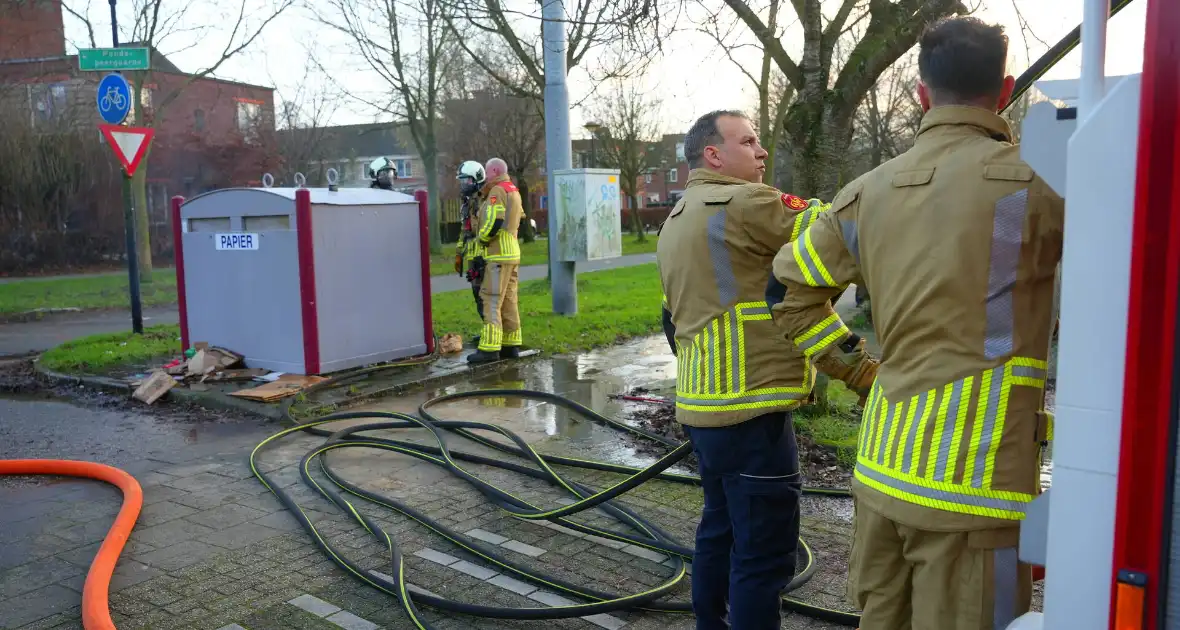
[63,0,1148,137]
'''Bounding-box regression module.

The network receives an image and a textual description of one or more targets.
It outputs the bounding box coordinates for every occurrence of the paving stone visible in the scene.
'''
[450,560,498,580]
[129,518,216,547]
[253,510,305,532]
[187,503,270,529]
[287,593,341,617]
[486,574,539,596]
[0,557,84,600]
[0,532,78,571]
[132,540,221,572]
[137,500,199,525]
[324,609,380,630]
[464,528,509,545]
[215,625,249,630]
[0,584,81,627]
[500,540,546,557]
[527,589,577,607]
[620,544,668,563]
[162,472,233,493]
[583,534,629,550]
[413,549,460,566]
[197,521,286,550]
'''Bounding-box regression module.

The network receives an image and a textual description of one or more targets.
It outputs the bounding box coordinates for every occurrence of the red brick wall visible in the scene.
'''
[0,0,64,62]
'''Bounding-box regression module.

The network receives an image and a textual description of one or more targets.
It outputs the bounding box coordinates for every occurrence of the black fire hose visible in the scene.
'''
[251,383,861,628]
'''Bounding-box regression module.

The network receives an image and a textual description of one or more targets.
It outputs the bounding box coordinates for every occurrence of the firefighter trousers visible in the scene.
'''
[847,500,1032,630]
[477,263,521,352]
[683,412,802,630]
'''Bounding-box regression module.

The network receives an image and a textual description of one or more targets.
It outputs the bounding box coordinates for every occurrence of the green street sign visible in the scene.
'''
[79,48,151,72]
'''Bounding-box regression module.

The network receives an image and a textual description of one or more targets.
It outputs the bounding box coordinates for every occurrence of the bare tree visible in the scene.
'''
[720,0,968,199]
[314,0,465,254]
[588,82,663,243]
[440,0,675,105]
[849,50,922,173]
[66,0,293,281]
[699,0,796,186]
[439,38,545,242]
[272,64,341,186]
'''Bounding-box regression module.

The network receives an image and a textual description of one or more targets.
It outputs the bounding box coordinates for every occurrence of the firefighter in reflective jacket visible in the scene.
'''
[657,109,844,630]
[456,160,488,325]
[767,17,1061,630]
[467,157,523,365]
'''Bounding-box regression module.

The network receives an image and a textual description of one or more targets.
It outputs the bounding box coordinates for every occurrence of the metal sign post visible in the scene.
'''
[99,124,153,335]
[542,0,577,315]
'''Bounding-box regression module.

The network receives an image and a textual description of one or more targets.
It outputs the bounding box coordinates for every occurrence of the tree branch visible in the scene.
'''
[721,0,803,88]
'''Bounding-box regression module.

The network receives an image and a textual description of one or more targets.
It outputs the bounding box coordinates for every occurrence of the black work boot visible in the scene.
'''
[466,349,500,365]
[499,347,520,360]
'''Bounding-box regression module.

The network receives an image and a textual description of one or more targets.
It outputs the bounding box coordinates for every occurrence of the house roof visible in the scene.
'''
[277,122,412,161]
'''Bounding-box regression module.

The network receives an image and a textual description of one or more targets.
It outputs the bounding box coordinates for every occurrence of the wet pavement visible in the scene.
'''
[0,336,859,629]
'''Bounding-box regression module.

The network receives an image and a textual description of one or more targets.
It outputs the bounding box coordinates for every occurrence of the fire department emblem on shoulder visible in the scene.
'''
[782,193,808,210]
[489,196,498,204]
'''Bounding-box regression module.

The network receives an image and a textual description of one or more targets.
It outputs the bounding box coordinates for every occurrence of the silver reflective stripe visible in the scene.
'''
[901,391,929,474]
[707,211,738,305]
[1010,365,1046,380]
[841,219,860,264]
[972,366,1007,488]
[794,235,832,287]
[678,390,807,407]
[993,547,1019,630]
[705,325,715,394]
[855,464,1030,514]
[877,401,896,465]
[796,317,845,354]
[740,305,770,316]
[792,208,814,240]
[935,379,967,481]
[488,265,502,325]
[984,190,1029,359]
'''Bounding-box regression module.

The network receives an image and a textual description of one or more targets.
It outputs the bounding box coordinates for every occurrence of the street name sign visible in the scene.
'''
[79,47,151,72]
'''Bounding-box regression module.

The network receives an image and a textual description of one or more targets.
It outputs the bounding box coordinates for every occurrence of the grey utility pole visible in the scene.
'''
[542,0,577,315]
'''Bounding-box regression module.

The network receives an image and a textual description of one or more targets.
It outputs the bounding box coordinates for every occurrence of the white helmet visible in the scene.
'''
[457,160,486,184]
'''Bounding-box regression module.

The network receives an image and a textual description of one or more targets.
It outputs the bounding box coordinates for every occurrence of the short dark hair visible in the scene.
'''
[684,110,748,168]
[918,17,1009,103]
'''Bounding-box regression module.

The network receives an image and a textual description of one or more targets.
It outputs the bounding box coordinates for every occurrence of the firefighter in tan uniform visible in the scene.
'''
[767,17,1062,629]
[467,157,524,365]
[657,109,852,630]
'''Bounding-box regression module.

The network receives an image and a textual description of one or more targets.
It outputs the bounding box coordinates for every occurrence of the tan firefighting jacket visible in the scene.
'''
[477,174,523,263]
[769,106,1064,531]
[657,169,831,428]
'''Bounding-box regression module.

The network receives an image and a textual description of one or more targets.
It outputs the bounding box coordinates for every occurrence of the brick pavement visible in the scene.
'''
[1,413,856,630]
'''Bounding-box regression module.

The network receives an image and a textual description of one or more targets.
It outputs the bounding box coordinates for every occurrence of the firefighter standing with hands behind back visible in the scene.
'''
[657,109,855,630]
[467,157,523,365]
[767,17,1062,629]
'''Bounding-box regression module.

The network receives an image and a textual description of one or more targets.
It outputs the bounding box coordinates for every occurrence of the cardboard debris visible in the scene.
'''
[132,370,176,404]
[439,333,463,354]
[228,374,328,402]
[205,368,269,382]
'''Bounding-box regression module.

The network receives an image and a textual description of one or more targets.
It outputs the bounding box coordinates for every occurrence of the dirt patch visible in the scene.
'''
[0,355,264,426]
[620,396,853,488]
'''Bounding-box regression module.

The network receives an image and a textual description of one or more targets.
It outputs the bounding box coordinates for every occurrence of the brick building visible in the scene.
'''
[0,0,276,260]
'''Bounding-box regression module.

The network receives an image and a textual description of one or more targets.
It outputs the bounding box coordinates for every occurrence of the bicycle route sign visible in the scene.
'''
[96,73,131,125]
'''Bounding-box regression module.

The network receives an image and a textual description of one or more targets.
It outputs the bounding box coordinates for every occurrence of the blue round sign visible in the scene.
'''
[96,73,131,125]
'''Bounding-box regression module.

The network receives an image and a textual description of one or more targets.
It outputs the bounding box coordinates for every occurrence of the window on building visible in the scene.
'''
[676,142,686,162]
[393,159,412,178]
[29,83,67,126]
[193,108,205,131]
[667,169,678,183]
[645,173,652,184]
[236,99,262,142]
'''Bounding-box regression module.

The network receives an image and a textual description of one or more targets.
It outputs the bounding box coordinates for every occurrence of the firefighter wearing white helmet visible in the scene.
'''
[456,160,488,329]
[369,157,397,190]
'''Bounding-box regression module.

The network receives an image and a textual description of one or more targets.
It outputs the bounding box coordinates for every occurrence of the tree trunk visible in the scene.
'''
[629,194,646,242]
[423,152,443,254]
[788,105,855,199]
[515,172,536,242]
[131,161,154,282]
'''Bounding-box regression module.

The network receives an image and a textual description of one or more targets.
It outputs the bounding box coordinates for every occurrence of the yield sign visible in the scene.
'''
[98,123,155,177]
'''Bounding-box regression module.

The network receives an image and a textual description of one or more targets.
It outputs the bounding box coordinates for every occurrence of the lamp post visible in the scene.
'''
[583,121,601,167]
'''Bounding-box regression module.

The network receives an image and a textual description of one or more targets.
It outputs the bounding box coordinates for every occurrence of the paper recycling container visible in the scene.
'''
[171,186,434,375]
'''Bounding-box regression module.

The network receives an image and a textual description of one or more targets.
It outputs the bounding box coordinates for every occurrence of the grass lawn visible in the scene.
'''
[40,263,664,373]
[0,270,177,315]
[2,237,659,315]
[794,380,863,467]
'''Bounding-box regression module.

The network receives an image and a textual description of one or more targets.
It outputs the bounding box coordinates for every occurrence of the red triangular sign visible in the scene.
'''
[98,123,155,177]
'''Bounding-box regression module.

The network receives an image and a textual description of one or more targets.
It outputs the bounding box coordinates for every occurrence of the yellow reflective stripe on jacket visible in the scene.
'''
[794,312,849,357]
[854,357,1047,520]
[788,200,831,242]
[485,230,520,261]
[675,302,811,412]
[792,224,838,287]
[478,199,505,241]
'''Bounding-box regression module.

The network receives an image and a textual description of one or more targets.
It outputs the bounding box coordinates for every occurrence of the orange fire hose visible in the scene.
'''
[0,460,143,630]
